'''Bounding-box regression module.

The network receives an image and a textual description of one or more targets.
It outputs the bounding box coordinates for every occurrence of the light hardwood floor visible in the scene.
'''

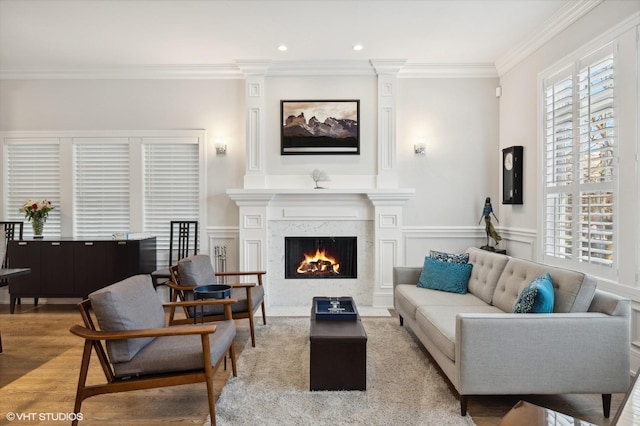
[0,301,626,425]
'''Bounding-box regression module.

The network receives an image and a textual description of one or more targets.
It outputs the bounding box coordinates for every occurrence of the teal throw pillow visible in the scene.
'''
[417,256,472,294]
[429,250,469,264]
[513,273,555,313]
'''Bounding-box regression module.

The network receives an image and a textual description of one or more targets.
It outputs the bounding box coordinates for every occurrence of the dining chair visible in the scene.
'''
[0,222,24,297]
[151,220,199,288]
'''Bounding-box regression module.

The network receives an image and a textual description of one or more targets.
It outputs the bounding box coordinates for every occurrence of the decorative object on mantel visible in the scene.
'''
[310,169,329,189]
[478,196,501,250]
[19,199,54,239]
[281,100,360,155]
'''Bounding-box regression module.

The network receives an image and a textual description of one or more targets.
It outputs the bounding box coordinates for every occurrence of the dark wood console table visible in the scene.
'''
[7,237,156,313]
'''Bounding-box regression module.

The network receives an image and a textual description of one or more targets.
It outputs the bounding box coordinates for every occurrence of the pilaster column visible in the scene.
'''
[236,60,271,189]
[226,190,273,303]
[371,59,406,189]
[367,189,414,307]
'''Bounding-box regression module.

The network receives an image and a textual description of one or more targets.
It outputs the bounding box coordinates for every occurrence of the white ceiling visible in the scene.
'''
[0,0,599,76]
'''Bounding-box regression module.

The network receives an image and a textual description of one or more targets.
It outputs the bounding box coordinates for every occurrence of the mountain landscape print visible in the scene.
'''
[281,100,359,155]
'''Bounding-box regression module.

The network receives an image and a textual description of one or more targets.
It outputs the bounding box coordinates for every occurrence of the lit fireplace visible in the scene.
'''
[285,237,357,279]
[297,248,340,275]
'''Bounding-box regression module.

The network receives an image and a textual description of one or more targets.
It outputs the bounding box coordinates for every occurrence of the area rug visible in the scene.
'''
[209,317,476,426]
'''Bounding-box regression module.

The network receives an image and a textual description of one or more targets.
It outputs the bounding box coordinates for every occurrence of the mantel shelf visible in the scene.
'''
[226,188,415,205]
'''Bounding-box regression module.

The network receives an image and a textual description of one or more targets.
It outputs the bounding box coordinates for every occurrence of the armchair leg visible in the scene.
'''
[72,341,93,426]
[201,334,217,426]
[261,301,267,325]
[229,343,237,377]
[602,393,612,418]
[248,309,256,347]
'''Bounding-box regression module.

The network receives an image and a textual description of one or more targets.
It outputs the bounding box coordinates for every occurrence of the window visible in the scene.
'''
[74,141,131,238]
[542,45,616,271]
[4,139,61,238]
[143,140,200,268]
[2,131,204,257]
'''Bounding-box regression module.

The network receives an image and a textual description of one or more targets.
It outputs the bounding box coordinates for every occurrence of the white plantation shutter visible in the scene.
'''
[74,141,130,238]
[5,140,62,238]
[143,140,199,268]
[543,68,574,261]
[542,44,616,270]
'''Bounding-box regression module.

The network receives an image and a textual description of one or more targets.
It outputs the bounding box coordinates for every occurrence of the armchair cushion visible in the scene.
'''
[89,275,166,363]
[112,320,236,377]
[178,254,215,286]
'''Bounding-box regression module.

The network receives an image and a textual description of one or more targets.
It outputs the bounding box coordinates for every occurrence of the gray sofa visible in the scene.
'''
[393,247,630,417]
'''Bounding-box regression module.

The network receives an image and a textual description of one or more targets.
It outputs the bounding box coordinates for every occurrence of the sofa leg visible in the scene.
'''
[399,315,404,326]
[602,393,611,418]
[460,395,468,416]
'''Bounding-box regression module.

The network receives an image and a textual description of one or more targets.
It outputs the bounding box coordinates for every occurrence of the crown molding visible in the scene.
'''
[399,63,498,78]
[495,0,604,76]
[264,60,376,76]
[1,60,501,80]
[0,64,243,80]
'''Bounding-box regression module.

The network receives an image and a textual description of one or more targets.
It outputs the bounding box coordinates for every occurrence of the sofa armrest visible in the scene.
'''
[455,312,630,395]
[393,266,421,288]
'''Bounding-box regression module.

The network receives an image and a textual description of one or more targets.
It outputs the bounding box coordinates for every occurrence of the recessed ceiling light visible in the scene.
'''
[353,44,364,51]
[277,45,288,52]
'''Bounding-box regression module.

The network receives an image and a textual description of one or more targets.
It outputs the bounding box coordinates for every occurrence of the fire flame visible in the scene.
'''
[296,248,340,275]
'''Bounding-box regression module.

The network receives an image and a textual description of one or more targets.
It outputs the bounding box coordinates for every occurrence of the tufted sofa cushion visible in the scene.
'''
[465,247,510,304]
[492,257,597,313]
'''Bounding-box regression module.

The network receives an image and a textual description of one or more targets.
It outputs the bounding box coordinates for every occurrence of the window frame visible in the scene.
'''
[0,130,207,256]
[539,43,618,280]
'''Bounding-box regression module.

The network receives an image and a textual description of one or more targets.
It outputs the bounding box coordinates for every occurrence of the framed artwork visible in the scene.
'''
[281,100,360,155]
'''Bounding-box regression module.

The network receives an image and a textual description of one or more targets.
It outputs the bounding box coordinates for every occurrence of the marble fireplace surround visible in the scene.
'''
[226,188,414,308]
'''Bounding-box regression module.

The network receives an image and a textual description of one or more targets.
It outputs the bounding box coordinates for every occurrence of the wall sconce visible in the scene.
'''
[214,138,227,156]
[414,138,426,156]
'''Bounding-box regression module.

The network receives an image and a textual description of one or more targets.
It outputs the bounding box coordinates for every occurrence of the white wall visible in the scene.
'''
[0,79,246,227]
[498,0,639,250]
[397,78,499,228]
[498,0,640,368]
[0,73,499,239]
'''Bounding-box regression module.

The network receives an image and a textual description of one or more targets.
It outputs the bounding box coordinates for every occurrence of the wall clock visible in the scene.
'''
[502,146,523,205]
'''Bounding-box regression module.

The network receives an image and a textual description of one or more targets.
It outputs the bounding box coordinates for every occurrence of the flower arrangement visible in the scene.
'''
[19,199,55,222]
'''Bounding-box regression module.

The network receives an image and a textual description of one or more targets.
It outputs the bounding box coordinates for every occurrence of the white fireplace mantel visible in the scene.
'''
[227,187,415,308]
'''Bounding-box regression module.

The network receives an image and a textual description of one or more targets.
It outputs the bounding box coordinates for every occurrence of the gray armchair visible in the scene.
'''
[166,254,266,347]
[69,274,237,426]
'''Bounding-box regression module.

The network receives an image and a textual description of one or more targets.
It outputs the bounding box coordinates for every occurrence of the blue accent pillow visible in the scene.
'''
[417,256,472,294]
[513,273,555,313]
[429,250,469,264]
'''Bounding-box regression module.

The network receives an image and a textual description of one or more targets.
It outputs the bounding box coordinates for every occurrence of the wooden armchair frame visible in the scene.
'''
[166,265,267,347]
[69,297,237,426]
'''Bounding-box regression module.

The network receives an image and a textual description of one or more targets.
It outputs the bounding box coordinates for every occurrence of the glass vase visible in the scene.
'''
[32,216,44,238]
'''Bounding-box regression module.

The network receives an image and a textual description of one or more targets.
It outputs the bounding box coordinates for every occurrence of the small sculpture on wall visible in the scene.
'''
[478,196,502,250]
[310,169,329,189]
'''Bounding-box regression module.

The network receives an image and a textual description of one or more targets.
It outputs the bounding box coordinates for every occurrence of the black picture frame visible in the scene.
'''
[281,100,360,155]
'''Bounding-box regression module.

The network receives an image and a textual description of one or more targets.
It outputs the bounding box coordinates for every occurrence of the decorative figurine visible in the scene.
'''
[310,169,329,189]
[478,197,502,250]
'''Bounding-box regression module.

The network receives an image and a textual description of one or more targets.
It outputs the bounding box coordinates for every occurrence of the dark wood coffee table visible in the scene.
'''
[309,297,367,391]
